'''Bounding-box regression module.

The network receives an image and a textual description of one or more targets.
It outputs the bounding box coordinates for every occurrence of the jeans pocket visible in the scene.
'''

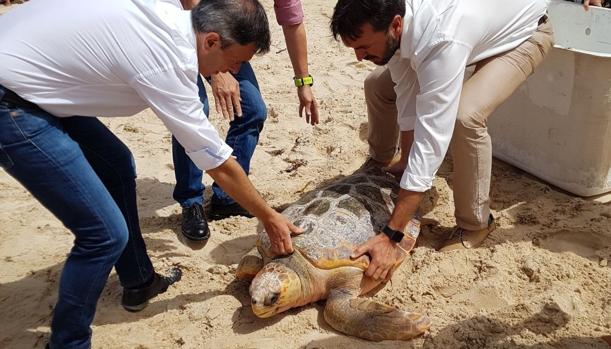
[0,108,58,146]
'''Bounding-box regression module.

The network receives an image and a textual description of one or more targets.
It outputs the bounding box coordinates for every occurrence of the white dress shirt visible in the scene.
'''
[0,0,232,171]
[388,0,549,192]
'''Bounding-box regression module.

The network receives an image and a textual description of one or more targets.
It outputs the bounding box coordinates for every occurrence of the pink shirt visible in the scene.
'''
[274,0,303,26]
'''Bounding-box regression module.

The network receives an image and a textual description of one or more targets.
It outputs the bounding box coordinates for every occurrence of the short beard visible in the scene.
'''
[375,34,400,66]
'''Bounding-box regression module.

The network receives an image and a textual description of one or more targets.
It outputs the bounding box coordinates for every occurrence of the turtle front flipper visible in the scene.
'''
[236,247,264,280]
[323,289,430,341]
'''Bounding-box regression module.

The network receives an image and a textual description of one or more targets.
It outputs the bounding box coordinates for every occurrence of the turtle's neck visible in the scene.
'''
[279,252,329,307]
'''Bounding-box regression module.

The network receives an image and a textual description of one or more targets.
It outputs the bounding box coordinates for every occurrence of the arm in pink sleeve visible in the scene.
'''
[274,0,304,26]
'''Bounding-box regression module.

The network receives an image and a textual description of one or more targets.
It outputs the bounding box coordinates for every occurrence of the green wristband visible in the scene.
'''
[294,74,314,87]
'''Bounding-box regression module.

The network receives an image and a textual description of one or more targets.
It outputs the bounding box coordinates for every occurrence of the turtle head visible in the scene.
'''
[249,262,302,318]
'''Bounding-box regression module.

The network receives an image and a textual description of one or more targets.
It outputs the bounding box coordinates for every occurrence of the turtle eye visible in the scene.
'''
[265,292,280,306]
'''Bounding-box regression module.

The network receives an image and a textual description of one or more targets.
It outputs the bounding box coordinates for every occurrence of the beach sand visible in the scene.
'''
[0,1,610,348]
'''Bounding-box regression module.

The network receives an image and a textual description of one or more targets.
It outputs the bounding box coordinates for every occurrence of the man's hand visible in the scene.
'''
[207,158,302,257]
[351,233,405,280]
[298,85,319,125]
[210,72,242,121]
[583,0,603,10]
[261,212,304,256]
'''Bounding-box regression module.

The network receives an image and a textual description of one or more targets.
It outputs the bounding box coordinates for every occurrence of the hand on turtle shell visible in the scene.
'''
[351,233,404,281]
[262,212,304,257]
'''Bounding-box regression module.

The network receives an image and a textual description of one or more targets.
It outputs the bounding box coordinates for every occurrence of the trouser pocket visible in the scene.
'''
[0,103,59,169]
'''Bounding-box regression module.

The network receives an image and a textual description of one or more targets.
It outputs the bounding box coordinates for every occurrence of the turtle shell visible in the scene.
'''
[258,167,399,270]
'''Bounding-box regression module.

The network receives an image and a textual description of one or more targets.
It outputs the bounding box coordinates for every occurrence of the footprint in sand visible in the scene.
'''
[540,229,608,259]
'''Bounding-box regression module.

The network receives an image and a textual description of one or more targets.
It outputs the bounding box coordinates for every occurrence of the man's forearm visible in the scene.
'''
[282,23,309,77]
[388,131,428,232]
[207,158,275,220]
[387,189,424,232]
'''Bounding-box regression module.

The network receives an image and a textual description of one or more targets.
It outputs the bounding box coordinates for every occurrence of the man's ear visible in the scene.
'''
[202,32,222,50]
[389,15,403,39]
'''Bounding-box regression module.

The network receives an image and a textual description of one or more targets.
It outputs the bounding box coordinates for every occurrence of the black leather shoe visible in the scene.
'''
[208,202,253,220]
[121,267,182,312]
[181,203,209,241]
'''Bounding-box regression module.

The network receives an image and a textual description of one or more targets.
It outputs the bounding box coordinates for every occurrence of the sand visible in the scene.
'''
[0,1,610,348]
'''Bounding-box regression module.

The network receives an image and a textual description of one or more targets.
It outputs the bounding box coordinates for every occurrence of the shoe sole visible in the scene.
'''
[122,282,171,312]
[122,302,148,312]
[121,268,180,312]
[181,233,210,242]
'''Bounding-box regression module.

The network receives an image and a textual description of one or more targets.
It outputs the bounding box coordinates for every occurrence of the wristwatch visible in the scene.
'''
[381,225,404,243]
[294,74,314,87]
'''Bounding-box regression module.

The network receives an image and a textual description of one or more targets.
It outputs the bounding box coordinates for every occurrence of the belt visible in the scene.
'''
[0,86,39,109]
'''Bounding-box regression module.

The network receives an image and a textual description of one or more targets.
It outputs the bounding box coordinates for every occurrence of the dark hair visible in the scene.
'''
[192,0,271,55]
[330,0,405,41]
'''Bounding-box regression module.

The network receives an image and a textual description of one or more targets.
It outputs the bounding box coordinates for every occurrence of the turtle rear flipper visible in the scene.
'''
[236,247,264,280]
[323,289,430,341]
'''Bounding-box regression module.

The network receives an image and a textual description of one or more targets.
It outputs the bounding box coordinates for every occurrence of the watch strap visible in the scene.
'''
[381,225,404,243]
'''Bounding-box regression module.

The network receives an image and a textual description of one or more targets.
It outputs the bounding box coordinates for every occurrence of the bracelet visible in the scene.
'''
[294,74,314,87]
[396,243,410,254]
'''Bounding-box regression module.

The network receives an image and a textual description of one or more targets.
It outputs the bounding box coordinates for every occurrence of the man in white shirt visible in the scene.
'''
[330,0,553,280]
[0,0,301,347]
[173,0,318,244]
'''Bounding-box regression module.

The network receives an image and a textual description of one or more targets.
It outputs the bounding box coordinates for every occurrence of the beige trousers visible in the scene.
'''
[365,20,554,230]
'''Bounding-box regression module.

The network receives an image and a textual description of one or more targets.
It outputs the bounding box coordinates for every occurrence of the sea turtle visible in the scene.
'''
[236,165,431,341]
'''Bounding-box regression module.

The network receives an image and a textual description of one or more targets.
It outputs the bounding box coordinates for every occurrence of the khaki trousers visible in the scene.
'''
[365,20,554,230]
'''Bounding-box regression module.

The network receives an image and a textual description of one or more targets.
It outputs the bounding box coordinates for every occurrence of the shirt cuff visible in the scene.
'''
[186,142,233,171]
[398,115,416,131]
[274,1,304,26]
[399,170,433,192]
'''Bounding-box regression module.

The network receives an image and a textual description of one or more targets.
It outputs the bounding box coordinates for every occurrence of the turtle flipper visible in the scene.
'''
[236,247,264,280]
[323,289,430,341]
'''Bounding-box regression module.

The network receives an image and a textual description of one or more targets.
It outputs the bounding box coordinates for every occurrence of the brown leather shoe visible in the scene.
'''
[439,214,496,252]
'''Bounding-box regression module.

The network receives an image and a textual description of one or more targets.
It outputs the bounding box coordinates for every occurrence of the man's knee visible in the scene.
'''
[364,67,395,103]
[76,216,129,259]
[363,69,381,98]
[239,81,267,125]
[250,98,267,125]
[363,71,378,97]
[109,223,129,257]
[456,105,487,132]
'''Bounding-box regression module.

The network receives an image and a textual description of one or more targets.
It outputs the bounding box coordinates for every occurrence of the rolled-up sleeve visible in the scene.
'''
[273,0,304,26]
[131,66,232,171]
[399,41,471,192]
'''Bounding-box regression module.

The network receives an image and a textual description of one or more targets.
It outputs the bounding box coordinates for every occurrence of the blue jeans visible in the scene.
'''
[0,86,154,349]
[172,62,267,207]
